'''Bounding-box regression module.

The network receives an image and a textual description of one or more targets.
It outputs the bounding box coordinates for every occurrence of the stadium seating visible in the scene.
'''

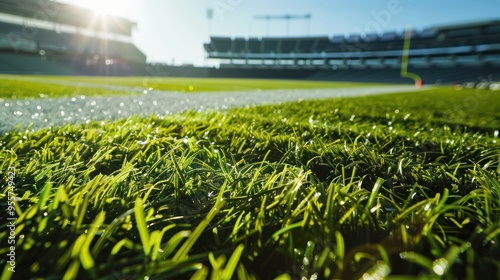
[233,38,246,53]
[205,20,499,77]
[210,37,233,53]
[0,1,146,75]
[262,38,280,53]
[247,38,261,53]
[280,38,298,53]
[0,21,145,74]
[202,19,500,84]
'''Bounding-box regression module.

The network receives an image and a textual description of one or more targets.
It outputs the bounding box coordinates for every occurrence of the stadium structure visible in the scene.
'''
[0,0,146,75]
[0,0,499,85]
[203,20,500,84]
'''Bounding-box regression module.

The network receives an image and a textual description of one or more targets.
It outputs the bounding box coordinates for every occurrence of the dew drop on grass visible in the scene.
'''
[495,131,499,137]
[424,203,431,211]
[370,205,380,213]
[433,258,448,276]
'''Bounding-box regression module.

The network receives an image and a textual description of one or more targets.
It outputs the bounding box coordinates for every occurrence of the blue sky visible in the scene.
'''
[65,0,500,66]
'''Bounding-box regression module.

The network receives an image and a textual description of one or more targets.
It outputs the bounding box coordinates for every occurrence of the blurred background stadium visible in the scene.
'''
[0,0,499,85]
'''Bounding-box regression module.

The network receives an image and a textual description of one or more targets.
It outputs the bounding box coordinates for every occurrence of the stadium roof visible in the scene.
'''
[0,0,135,36]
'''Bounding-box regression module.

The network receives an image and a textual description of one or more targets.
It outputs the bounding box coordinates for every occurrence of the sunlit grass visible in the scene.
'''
[0,75,390,97]
[49,76,388,92]
[0,76,134,99]
[0,87,499,279]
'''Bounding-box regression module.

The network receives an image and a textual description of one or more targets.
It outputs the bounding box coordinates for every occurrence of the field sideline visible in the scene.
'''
[0,78,499,279]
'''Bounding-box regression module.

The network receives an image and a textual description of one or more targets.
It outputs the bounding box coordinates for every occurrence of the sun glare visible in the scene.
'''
[76,0,131,17]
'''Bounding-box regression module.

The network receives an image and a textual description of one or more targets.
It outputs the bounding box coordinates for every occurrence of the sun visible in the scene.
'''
[73,0,132,17]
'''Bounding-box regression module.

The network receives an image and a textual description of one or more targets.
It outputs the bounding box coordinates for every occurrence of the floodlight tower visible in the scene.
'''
[254,14,312,36]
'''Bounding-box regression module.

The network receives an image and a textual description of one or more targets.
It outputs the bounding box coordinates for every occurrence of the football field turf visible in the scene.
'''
[1,77,499,279]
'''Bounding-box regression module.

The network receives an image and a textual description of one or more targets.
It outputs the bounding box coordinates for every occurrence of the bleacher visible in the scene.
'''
[204,19,500,83]
[0,0,146,75]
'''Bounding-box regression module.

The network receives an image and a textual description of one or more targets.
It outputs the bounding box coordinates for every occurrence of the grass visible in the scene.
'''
[1,86,499,279]
[0,76,134,99]
[49,76,387,92]
[0,75,389,98]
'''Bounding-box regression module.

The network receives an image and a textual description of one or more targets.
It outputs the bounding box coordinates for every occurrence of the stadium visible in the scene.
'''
[1,0,500,84]
[204,20,500,84]
[0,0,499,279]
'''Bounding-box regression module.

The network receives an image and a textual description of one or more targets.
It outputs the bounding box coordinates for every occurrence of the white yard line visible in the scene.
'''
[0,85,424,132]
